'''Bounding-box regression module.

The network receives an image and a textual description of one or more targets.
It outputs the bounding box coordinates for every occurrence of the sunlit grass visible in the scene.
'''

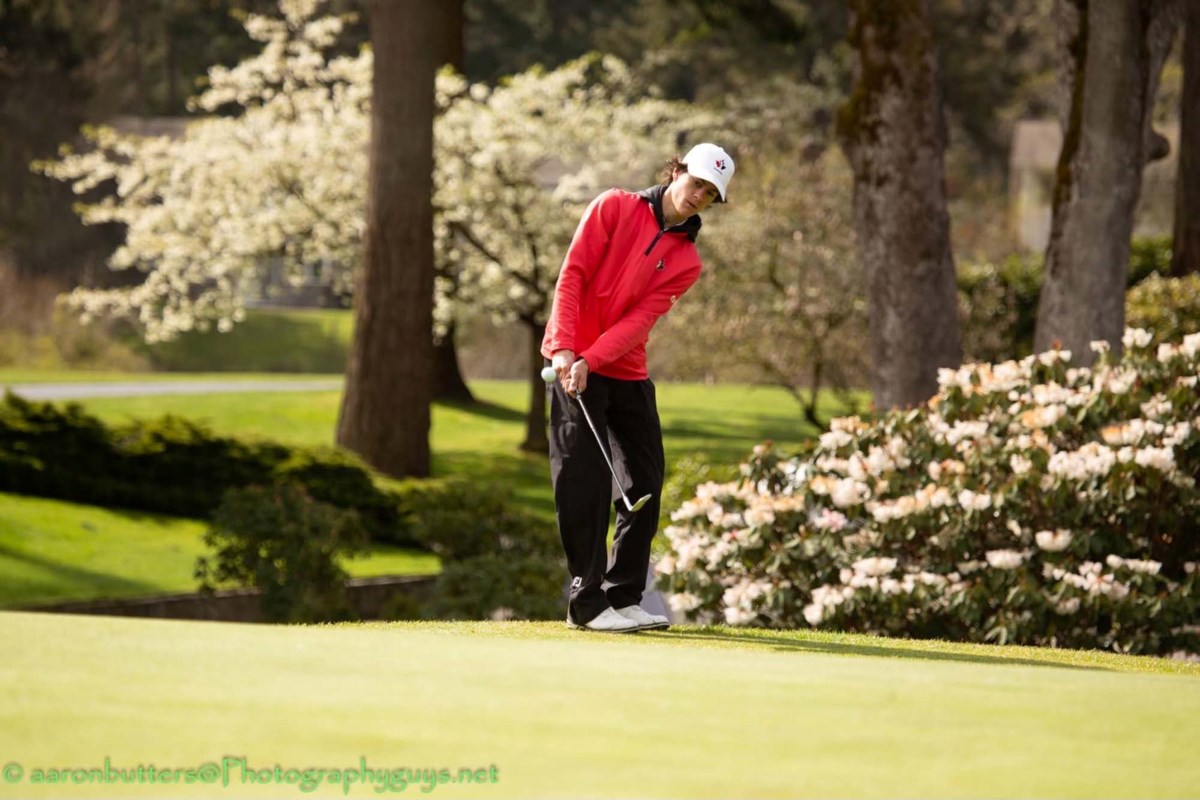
[0,612,1196,799]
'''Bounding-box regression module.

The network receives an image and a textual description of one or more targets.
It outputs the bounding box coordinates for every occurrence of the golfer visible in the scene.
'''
[543,142,735,632]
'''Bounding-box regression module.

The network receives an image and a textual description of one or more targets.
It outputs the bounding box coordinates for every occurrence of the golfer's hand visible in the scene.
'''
[551,349,575,388]
[567,358,589,395]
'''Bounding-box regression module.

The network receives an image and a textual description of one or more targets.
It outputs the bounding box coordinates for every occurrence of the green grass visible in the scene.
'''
[59,379,836,520]
[132,307,353,373]
[0,493,438,609]
[0,613,1196,799]
[0,374,836,607]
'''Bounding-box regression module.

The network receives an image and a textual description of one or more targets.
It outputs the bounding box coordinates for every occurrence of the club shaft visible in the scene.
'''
[572,392,636,510]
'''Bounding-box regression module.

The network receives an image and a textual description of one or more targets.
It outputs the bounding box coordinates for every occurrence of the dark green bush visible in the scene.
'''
[957,253,1042,364]
[196,482,368,623]
[957,237,1172,364]
[1127,236,1173,286]
[406,478,565,621]
[0,393,415,546]
[423,554,565,621]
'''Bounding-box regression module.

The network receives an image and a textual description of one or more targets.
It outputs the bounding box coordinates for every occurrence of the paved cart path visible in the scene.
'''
[1,378,343,401]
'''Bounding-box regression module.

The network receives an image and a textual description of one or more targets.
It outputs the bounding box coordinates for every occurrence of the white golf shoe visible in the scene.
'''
[614,605,670,631]
[567,607,640,633]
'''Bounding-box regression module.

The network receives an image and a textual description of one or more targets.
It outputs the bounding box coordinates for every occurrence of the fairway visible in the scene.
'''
[1,613,1197,799]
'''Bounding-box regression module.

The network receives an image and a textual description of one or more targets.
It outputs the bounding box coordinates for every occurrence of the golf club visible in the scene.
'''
[541,365,652,513]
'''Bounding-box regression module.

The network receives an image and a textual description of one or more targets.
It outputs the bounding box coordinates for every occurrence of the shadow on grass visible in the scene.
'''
[649,627,1104,672]
[0,543,159,608]
[435,397,525,424]
[432,449,555,521]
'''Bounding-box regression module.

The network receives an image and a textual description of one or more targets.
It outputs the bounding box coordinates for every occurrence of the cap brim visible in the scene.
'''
[686,165,728,202]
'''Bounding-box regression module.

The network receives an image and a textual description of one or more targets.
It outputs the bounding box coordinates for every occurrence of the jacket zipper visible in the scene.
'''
[643,229,666,256]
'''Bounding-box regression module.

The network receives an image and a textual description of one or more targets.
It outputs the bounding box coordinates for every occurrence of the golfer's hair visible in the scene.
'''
[659,156,686,184]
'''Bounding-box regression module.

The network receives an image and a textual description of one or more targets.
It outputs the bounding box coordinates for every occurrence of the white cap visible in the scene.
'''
[682,142,735,201]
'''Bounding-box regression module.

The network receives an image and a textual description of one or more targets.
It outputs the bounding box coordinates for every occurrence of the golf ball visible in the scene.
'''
[540,366,557,383]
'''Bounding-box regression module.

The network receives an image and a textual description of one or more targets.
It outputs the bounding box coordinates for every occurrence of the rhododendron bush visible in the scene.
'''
[658,329,1200,658]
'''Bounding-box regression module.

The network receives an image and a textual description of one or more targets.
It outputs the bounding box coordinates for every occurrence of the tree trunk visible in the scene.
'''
[836,0,962,410]
[520,321,549,453]
[433,322,474,403]
[1035,0,1183,361]
[430,0,473,402]
[336,0,444,478]
[1173,1,1200,276]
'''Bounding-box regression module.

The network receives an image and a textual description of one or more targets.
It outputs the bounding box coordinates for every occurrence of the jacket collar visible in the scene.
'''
[636,185,702,242]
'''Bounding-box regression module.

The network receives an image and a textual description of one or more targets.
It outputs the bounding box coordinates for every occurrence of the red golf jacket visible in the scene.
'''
[541,185,704,380]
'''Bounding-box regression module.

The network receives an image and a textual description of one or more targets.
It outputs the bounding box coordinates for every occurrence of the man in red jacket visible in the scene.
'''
[542,142,735,632]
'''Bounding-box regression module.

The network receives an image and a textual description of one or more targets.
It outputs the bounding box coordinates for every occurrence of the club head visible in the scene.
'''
[626,493,652,513]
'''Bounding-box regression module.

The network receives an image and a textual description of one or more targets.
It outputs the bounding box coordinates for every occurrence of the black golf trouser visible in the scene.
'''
[548,371,665,626]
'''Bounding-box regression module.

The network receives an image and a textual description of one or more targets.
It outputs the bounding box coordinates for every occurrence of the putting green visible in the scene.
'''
[0,613,1196,799]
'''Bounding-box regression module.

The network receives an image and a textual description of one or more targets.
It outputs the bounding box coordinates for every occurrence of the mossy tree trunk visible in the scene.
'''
[836,0,962,410]
[1034,0,1182,361]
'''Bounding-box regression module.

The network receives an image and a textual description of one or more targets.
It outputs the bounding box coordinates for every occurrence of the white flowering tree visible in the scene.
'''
[659,328,1200,659]
[40,0,711,454]
[433,57,712,451]
[38,0,369,342]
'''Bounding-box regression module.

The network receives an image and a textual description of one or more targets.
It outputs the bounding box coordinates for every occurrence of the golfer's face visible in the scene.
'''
[670,173,719,218]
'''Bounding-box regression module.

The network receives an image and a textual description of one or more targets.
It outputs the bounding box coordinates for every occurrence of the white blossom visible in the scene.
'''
[1122,328,1153,349]
[985,549,1027,570]
[1035,529,1073,552]
[852,557,898,577]
[957,489,993,512]
[1134,446,1175,473]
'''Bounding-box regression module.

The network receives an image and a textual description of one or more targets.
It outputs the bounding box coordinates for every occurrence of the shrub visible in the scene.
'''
[957,238,1172,364]
[196,482,368,623]
[659,328,1200,658]
[658,452,740,545]
[1127,236,1173,285]
[1126,273,1200,344]
[0,395,415,545]
[408,479,565,620]
[957,254,1042,364]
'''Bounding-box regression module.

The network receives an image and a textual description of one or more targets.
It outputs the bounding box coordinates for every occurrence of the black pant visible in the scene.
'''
[548,370,665,625]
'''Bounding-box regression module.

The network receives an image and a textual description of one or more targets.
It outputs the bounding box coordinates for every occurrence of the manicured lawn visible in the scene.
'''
[44,379,840,520]
[132,307,352,373]
[0,374,841,607]
[0,612,1196,798]
[0,493,438,609]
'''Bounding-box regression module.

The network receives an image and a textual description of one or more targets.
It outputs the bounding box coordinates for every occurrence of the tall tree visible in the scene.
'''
[1172,0,1199,276]
[336,0,444,478]
[836,0,962,410]
[1035,0,1182,360]
[428,0,474,404]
